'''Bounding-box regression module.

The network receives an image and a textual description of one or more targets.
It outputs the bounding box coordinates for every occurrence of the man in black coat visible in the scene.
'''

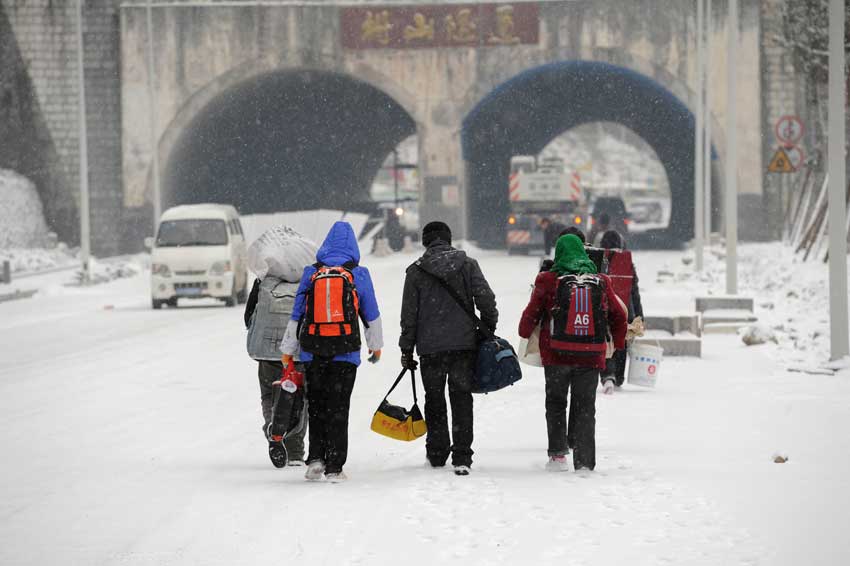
[399,221,498,476]
[539,217,568,256]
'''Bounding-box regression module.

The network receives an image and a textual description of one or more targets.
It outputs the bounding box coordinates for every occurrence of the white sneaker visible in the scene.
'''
[602,380,615,395]
[325,471,348,483]
[304,461,325,481]
[545,455,569,472]
[453,465,470,476]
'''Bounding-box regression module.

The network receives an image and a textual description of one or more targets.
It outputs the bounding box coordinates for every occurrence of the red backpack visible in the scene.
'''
[601,249,634,309]
[298,261,363,357]
[549,274,609,356]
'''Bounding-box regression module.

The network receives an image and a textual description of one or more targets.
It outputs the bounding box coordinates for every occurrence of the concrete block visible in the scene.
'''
[635,336,701,357]
[695,296,754,313]
[643,314,702,337]
[703,322,750,335]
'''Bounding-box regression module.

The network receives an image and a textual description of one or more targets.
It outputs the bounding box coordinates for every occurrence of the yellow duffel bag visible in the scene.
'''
[370,368,427,442]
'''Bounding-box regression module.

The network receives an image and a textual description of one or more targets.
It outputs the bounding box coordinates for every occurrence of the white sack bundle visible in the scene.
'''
[247,225,317,282]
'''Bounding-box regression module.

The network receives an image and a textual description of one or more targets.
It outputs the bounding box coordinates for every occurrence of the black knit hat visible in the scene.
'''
[422,221,452,246]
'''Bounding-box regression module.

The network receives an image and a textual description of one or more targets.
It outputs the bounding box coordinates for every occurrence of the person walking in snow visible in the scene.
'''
[539,217,568,256]
[244,225,317,469]
[245,276,308,468]
[540,226,586,273]
[399,221,498,476]
[280,221,383,482]
[588,212,611,247]
[598,230,644,392]
[519,234,627,472]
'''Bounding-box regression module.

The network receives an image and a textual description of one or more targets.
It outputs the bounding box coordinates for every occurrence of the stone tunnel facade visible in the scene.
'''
[0,0,802,254]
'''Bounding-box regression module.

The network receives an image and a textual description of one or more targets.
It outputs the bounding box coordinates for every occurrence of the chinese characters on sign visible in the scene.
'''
[341,4,539,50]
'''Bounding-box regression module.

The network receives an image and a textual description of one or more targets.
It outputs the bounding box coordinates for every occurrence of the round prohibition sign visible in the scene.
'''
[774,115,804,145]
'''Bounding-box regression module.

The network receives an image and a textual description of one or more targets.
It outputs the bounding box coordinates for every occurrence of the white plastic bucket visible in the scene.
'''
[627,342,663,388]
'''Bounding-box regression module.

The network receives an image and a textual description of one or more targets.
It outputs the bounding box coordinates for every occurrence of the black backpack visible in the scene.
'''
[298,261,363,357]
[549,274,609,356]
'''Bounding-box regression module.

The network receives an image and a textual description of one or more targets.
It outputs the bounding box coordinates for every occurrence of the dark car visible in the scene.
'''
[589,197,629,244]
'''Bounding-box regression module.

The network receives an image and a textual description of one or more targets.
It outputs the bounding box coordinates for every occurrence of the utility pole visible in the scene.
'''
[694,0,705,271]
[75,0,90,285]
[146,1,162,228]
[725,0,738,294]
[704,0,713,243]
[393,149,400,212]
[828,0,849,360]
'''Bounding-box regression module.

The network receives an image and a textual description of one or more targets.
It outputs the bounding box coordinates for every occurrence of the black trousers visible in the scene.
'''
[420,351,475,467]
[601,349,628,386]
[258,360,306,461]
[545,365,599,470]
[305,360,357,474]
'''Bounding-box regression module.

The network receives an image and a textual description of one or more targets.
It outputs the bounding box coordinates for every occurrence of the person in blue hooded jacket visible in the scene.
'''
[280,221,383,482]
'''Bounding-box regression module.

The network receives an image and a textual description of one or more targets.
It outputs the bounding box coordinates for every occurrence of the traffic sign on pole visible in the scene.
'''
[774,115,805,146]
[767,147,795,173]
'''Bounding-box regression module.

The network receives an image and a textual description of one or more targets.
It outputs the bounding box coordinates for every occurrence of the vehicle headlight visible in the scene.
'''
[152,263,171,277]
[209,261,232,276]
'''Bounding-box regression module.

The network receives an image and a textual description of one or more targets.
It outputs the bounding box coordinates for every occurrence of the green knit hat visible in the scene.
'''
[550,234,598,275]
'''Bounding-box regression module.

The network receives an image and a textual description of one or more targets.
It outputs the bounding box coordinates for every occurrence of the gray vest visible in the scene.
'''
[247,277,299,361]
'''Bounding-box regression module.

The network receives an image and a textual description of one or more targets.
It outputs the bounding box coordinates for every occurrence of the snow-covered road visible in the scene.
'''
[1,247,848,565]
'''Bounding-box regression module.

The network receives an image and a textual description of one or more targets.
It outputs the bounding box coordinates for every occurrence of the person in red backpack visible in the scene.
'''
[518,234,627,472]
[280,222,383,482]
[598,230,644,392]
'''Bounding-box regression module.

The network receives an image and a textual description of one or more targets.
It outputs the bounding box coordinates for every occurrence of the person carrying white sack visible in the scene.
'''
[244,225,317,468]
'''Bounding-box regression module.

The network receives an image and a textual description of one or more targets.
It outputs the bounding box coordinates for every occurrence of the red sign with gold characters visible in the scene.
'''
[341,3,539,50]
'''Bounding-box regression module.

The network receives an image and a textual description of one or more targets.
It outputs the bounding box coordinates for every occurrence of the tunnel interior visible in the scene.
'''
[164,70,417,217]
[462,61,695,247]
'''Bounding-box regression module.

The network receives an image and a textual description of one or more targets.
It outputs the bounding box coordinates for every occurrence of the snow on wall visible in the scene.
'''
[0,168,48,249]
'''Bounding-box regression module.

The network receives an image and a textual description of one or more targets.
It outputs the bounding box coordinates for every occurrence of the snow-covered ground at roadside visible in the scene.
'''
[0,169,49,249]
[1,243,848,565]
[0,246,78,275]
[654,242,850,372]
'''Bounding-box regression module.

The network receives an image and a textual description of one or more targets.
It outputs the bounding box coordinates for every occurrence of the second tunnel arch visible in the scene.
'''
[461,60,722,247]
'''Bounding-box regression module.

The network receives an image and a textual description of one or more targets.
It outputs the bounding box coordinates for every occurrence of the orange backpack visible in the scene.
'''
[298,262,363,357]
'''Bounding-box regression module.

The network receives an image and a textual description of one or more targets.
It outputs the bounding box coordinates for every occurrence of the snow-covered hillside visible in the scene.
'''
[0,244,847,565]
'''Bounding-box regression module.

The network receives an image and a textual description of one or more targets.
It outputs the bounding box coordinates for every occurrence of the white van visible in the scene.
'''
[147,204,249,309]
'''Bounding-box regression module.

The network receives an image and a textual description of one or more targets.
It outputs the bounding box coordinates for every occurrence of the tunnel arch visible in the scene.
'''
[461,60,706,247]
[161,67,418,215]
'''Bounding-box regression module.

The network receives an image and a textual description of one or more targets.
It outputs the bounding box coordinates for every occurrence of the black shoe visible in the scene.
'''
[427,455,448,468]
[453,465,470,476]
[268,442,288,468]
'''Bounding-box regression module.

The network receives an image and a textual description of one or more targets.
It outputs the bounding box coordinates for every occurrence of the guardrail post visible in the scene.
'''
[1,261,10,284]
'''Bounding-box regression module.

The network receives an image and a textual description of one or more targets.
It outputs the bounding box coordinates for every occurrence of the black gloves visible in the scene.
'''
[400,350,419,371]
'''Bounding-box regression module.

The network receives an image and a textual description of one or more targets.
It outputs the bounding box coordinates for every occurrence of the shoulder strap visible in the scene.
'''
[415,262,490,338]
[382,368,418,405]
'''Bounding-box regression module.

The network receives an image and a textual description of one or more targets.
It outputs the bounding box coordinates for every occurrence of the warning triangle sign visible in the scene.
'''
[768,147,795,173]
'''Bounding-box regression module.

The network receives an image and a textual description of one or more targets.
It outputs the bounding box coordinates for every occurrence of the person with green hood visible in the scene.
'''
[518,234,627,472]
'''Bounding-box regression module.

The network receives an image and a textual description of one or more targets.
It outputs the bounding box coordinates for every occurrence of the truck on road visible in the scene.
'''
[505,156,587,255]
